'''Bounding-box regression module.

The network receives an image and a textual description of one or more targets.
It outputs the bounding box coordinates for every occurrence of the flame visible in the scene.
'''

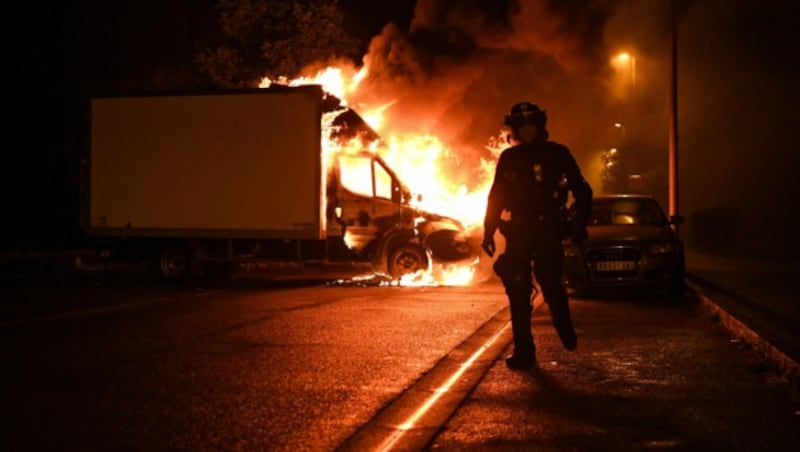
[264,65,501,286]
[343,231,359,249]
[260,66,367,104]
[360,100,396,132]
[399,260,479,287]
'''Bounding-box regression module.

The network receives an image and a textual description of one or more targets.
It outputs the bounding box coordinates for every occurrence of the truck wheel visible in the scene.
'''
[159,246,190,280]
[388,244,428,279]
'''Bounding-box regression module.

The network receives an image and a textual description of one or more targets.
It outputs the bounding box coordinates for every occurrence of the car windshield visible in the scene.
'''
[589,199,667,226]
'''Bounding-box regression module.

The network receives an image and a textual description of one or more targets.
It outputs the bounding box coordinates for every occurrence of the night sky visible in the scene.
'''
[4,0,800,258]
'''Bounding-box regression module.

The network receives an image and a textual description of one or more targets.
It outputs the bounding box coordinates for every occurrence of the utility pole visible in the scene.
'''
[668,2,679,219]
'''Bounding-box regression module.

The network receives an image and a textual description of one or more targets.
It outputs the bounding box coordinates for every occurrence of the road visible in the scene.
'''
[1,276,798,450]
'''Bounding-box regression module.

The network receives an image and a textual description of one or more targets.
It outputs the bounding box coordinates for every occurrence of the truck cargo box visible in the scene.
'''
[86,86,325,240]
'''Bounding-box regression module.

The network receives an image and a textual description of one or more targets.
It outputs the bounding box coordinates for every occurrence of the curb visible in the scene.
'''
[337,304,516,451]
[687,277,800,388]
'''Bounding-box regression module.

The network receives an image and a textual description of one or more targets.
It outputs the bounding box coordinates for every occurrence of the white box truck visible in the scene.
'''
[82,85,474,279]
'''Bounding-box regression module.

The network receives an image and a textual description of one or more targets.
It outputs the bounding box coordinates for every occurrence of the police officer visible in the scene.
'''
[482,102,592,369]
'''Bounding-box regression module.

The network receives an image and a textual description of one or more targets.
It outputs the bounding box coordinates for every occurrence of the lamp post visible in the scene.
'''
[668,5,679,220]
[613,52,638,180]
[615,52,636,95]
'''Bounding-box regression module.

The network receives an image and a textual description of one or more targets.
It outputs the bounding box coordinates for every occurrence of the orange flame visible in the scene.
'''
[260,66,367,104]
[262,66,499,286]
[399,259,479,287]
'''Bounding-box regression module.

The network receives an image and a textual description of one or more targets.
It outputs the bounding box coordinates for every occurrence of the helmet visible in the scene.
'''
[504,102,547,128]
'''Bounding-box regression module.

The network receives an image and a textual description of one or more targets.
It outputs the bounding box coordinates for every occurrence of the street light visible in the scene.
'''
[613,51,636,94]
[613,121,626,147]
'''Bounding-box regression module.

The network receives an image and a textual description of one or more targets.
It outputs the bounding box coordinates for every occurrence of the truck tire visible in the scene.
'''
[158,246,190,280]
[388,244,428,279]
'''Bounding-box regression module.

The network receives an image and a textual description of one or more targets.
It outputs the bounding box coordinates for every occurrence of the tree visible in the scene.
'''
[197,0,359,88]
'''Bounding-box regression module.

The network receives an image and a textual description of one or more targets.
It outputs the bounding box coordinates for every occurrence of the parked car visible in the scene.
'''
[563,194,685,293]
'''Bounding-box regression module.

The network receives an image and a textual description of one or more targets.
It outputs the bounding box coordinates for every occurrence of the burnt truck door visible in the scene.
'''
[333,152,405,252]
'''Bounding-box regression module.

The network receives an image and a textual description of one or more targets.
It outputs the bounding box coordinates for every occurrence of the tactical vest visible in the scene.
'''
[500,142,571,222]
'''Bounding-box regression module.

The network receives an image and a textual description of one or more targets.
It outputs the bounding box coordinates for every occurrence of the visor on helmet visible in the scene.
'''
[504,102,547,128]
[507,111,541,127]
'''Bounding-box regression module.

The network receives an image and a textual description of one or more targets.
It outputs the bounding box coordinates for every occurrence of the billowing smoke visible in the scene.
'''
[411,0,612,75]
[343,0,626,194]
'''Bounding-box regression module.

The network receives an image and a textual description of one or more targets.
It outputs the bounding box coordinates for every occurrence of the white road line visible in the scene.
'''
[376,295,544,451]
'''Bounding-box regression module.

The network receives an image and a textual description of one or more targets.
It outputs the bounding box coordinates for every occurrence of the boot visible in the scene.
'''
[505,352,537,369]
[507,296,536,369]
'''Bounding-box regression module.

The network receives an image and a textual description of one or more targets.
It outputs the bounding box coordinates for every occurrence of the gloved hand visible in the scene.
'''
[481,233,496,258]
[571,223,588,244]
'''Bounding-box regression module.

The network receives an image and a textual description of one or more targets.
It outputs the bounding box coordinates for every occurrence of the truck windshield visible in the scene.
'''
[338,155,394,200]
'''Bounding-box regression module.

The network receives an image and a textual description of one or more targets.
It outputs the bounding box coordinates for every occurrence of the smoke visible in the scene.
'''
[343,0,628,193]
[410,0,613,76]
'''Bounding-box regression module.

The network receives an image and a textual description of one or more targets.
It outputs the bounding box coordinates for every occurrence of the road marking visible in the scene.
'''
[377,321,511,452]
[340,295,544,451]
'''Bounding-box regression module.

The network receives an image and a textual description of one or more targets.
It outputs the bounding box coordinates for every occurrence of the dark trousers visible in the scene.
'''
[494,221,568,356]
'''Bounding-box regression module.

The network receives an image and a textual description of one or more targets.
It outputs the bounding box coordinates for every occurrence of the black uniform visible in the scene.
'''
[484,139,592,358]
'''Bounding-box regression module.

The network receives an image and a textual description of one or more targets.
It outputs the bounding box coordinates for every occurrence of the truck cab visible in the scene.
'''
[328,151,474,278]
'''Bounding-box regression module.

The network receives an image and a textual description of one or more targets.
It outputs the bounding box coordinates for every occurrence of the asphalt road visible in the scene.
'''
[1,277,798,450]
[1,277,506,450]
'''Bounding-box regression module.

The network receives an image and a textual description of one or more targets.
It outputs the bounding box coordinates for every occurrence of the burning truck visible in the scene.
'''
[82,84,476,279]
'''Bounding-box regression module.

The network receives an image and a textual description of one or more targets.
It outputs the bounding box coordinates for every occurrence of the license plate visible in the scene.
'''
[595,260,636,271]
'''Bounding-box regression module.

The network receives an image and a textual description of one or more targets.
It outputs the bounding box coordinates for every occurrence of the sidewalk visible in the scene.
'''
[685,249,800,379]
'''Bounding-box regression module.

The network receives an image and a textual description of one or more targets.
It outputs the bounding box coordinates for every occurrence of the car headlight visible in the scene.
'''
[649,242,677,254]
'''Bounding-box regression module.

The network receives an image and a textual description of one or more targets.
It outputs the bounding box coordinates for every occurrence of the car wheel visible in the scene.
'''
[158,246,190,280]
[388,244,428,279]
